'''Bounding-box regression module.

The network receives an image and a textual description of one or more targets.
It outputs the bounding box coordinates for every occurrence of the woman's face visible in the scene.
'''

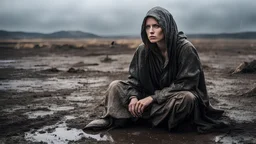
[145,17,164,43]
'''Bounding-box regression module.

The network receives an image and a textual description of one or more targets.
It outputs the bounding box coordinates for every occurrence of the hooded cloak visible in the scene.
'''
[123,6,224,132]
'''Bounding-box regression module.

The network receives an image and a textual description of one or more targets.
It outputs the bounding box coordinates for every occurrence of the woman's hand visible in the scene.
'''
[135,96,153,116]
[128,97,139,117]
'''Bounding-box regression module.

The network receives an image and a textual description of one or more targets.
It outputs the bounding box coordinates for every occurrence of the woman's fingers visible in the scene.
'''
[136,102,143,114]
[140,104,145,113]
[138,103,143,115]
[135,103,138,114]
[129,97,152,117]
[136,103,141,114]
[135,102,144,117]
[128,97,139,117]
[131,104,136,117]
[129,103,135,117]
[133,103,138,117]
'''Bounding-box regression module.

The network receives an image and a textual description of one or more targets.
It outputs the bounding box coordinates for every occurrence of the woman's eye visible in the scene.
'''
[153,25,160,28]
[145,25,150,29]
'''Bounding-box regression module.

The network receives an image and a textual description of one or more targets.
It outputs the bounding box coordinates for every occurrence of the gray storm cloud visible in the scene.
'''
[0,0,255,35]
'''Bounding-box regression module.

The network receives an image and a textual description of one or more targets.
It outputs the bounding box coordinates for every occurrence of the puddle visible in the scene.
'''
[67,93,102,102]
[23,105,75,119]
[64,115,76,120]
[0,78,82,92]
[25,111,54,119]
[49,106,74,111]
[0,77,108,92]
[0,60,16,63]
[103,127,219,144]
[77,76,109,88]
[66,78,108,102]
[66,96,94,102]
[0,60,17,68]
[215,134,256,144]
[24,117,256,144]
[2,105,27,113]
[25,117,113,144]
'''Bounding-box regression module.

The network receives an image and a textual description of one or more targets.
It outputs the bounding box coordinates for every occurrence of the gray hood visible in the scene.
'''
[140,6,186,86]
[141,6,178,51]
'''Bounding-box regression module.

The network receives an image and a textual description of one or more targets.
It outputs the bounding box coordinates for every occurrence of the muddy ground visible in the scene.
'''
[0,39,255,144]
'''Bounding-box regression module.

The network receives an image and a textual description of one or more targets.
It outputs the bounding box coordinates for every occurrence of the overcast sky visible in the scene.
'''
[0,0,255,36]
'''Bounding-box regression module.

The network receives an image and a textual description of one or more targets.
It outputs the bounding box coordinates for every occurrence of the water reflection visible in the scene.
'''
[25,116,113,144]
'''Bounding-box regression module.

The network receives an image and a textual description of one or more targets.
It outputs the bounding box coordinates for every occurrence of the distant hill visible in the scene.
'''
[187,32,256,39]
[104,32,256,39]
[48,31,100,38]
[0,30,100,39]
[1,30,256,39]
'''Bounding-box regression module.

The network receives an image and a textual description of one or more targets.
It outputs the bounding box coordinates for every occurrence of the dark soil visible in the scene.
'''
[0,39,255,144]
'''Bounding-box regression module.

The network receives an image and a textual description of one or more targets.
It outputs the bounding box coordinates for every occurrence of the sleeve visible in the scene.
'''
[123,46,143,104]
[151,46,201,104]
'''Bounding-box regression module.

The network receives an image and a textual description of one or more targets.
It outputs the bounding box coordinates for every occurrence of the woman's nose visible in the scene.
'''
[149,27,154,33]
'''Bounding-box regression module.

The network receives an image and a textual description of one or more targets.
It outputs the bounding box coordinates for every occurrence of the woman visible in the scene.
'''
[84,6,225,133]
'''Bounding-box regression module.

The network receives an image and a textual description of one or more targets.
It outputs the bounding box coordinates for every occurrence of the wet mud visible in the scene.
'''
[0,39,256,144]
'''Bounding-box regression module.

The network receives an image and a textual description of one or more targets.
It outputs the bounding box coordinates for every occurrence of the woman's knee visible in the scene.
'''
[184,91,196,101]
[109,80,122,89]
[106,80,123,102]
[177,91,196,114]
[180,91,196,106]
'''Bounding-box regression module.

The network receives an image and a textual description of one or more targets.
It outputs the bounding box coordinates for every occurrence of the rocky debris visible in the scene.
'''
[72,61,99,67]
[62,44,77,49]
[67,67,85,73]
[100,55,117,63]
[51,44,85,49]
[232,60,256,74]
[109,41,115,48]
[34,64,48,67]
[202,64,211,70]
[34,44,49,49]
[44,68,61,73]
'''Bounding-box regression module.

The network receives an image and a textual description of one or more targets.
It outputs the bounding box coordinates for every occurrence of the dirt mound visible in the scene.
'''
[67,67,85,73]
[72,61,99,67]
[51,44,86,50]
[232,60,256,74]
[44,68,61,73]
[100,55,117,63]
[34,44,49,49]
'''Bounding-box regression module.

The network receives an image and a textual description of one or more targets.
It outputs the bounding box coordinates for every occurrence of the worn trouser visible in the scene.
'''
[103,80,196,130]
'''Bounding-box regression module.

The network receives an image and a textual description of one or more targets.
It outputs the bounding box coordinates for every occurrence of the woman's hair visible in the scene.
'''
[141,16,160,50]
[140,6,179,81]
